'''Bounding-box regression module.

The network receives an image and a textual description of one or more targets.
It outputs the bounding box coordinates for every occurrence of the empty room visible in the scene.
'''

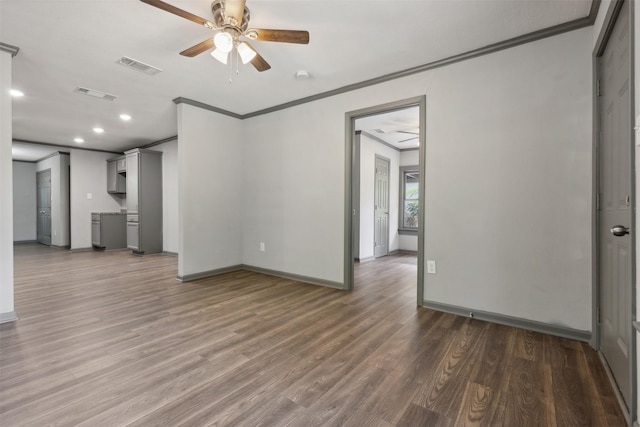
[0,0,637,425]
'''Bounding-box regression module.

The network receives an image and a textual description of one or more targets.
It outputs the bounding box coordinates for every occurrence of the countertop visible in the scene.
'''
[92,212,127,215]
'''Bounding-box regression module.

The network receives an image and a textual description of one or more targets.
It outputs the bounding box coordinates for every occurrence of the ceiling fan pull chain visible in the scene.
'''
[236,49,240,76]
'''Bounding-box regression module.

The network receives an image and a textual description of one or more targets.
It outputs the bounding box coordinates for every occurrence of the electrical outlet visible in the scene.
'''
[260,242,265,252]
[87,193,93,199]
[427,260,436,274]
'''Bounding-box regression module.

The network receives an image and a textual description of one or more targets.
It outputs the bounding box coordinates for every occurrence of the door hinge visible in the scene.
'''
[597,306,601,324]
[596,193,600,210]
[626,195,630,206]
[597,80,602,97]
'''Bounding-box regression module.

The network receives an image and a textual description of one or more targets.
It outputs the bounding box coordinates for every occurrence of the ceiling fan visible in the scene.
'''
[397,130,419,143]
[140,0,310,72]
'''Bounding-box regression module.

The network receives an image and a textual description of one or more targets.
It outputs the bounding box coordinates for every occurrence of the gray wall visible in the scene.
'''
[153,139,178,254]
[1,49,14,319]
[12,161,36,242]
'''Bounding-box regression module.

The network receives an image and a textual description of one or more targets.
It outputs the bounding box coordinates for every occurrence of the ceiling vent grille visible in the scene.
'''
[117,56,162,75]
[73,87,117,101]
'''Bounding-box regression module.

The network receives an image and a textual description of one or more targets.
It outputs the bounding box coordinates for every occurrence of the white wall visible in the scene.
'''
[36,153,70,247]
[12,161,36,242]
[153,139,178,254]
[242,102,345,283]
[177,104,243,277]
[241,27,592,331]
[421,29,592,331]
[69,150,123,250]
[1,50,15,320]
[358,134,400,259]
[399,149,419,252]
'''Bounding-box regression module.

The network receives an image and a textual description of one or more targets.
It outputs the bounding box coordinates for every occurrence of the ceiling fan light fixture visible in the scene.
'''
[211,48,229,64]
[237,42,257,64]
[214,31,234,53]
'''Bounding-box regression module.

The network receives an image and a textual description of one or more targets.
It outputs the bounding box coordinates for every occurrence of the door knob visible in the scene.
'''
[610,225,630,236]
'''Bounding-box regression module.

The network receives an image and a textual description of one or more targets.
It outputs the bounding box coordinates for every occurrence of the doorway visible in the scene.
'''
[595,0,635,419]
[36,169,52,246]
[344,96,426,305]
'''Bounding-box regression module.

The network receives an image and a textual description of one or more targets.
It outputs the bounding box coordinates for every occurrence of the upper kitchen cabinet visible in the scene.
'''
[125,148,162,255]
[107,156,126,194]
[116,157,126,173]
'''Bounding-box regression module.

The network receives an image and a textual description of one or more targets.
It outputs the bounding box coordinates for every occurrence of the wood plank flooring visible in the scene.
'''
[0,244,627,426]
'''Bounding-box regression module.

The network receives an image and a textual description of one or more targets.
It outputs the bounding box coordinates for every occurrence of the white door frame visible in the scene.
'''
[593,0,636,422]
[344,95,426,305]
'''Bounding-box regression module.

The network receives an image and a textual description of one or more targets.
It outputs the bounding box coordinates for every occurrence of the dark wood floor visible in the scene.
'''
[0,244,627,426]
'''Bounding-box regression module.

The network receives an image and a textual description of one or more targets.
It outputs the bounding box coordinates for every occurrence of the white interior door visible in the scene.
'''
[597,0,632,409]
[374,156,389,258]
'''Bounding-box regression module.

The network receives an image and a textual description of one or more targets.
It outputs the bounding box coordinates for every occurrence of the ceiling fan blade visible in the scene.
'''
[248,45,271,72]
[247,29,309,44]
[399,137,419,143]
[397,130,419,135]
[140,0,215,28]
[225,0,247,26]
[180,39,214,57]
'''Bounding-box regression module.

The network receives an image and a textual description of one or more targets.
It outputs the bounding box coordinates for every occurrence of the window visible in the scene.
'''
[399,166,419,234]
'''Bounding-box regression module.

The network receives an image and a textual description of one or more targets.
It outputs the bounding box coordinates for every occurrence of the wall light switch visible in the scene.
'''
[260,242,265,252]
[427,260,437,274]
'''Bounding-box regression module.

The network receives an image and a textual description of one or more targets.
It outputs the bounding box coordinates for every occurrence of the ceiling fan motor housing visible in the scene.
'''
[211,0,250,31]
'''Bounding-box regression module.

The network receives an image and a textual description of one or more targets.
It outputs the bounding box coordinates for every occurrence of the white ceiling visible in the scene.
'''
[2,0,592,160]
[355,106,420,150]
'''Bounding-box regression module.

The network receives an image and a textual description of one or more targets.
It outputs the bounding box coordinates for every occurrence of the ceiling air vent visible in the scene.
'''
[117,56,162,75]
[73,87,117,101]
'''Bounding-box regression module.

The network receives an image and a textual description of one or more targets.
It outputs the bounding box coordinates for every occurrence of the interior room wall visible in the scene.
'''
[12,161,36,242]
[242,102,345,284]
[152,139,178,254]
[399,149,419,252]
[0,50,15,321]
[177,104,243,278]
[36,152,70,247]
[242,27,592,331]
[69,149,124,250]
[358,133,400,260]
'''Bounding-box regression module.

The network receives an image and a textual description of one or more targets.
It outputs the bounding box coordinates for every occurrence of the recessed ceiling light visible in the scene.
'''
[93,127,104,134]
[74,137,84,144]
[119,114,132,121]
[10,89,24,97]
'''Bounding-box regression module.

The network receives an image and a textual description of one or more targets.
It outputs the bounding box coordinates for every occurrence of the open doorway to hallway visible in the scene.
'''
[344,96,425,305]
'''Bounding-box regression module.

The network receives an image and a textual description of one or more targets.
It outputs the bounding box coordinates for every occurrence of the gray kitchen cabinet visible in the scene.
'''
[107,156,126,194]
[125,148,162,255]
[116,157,126,173]
[91,212,127,250]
